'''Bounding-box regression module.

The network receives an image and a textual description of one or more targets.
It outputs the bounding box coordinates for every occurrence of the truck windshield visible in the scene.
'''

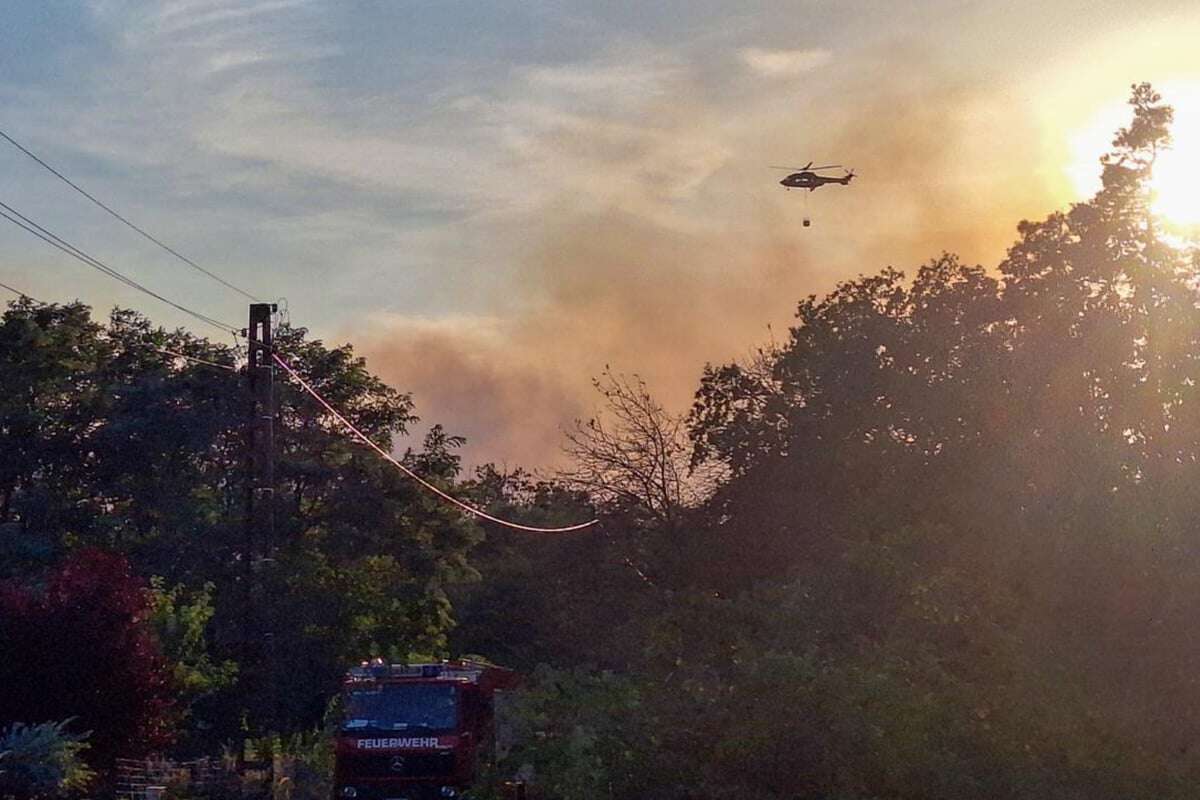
[342,684,458,731]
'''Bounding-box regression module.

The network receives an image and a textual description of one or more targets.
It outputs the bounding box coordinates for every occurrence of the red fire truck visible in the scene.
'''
[333,659,520,800]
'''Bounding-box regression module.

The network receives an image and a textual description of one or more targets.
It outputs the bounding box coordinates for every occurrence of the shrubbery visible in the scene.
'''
[0,720,94,800]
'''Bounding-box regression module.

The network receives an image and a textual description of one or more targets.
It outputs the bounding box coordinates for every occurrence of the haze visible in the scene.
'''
[5,0,1200,467]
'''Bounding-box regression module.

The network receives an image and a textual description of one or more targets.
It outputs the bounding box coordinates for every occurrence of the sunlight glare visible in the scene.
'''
[1152,89,1200,227]
[1066,84,1200,230]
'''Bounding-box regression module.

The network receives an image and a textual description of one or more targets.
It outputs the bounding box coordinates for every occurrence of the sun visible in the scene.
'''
[1152,95,1200,228]
[1065,84,1200,231]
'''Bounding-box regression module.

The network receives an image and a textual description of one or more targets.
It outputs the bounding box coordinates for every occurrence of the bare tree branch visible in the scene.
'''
[558,368,725,531]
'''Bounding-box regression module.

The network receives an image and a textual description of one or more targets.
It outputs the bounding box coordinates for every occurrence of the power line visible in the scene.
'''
[0,127,260,301]
[273,351,599,534]
[0,133,600,509]
[0,199,239,334]
[153,346,240,372]
[0,280,38,300]
[1,279,240,370]
[8,242,590,532]
[0,200,237,332]
[2,282,239,371]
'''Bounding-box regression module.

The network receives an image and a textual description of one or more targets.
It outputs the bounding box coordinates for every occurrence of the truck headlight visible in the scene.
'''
[439,788,457,798]
[340,787,357,798]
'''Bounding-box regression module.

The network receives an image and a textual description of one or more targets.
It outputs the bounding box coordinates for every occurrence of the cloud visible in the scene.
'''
[521,59,682,105]
[739,47,832,77]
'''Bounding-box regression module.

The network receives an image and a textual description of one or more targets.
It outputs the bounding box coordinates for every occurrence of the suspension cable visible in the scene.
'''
[273,352,597,534]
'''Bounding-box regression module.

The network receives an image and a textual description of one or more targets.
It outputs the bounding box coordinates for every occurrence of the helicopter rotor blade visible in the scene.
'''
[768,163,844,171]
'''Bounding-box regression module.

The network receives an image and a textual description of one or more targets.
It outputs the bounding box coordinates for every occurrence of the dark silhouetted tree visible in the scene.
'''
[0,301,481,748]
[0,549,176,768]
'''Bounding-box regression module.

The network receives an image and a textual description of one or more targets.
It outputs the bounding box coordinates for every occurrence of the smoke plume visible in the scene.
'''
[353,47,1060,469]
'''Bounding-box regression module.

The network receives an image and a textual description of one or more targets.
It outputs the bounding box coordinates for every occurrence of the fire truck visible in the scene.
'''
[333,659,520,800]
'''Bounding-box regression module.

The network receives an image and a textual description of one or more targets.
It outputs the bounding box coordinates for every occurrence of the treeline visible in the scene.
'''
[5,82,1200,799]
[0,310,483,767]
[457,83,1200,798]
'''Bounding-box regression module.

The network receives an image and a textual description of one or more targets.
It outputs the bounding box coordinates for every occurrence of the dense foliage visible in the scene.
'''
[0,310,479,757]
[466,83,1200,798]
[0,720,95,800]
[0,549,175,767]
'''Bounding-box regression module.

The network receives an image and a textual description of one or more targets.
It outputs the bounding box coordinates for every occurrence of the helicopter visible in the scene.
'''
[772,162,856,191]
[771,162,856,227]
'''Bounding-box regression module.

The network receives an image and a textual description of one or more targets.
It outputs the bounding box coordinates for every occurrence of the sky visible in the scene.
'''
[5,0,1200,469]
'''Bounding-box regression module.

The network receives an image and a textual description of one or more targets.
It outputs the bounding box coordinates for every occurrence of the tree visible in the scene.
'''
[562,369,719,530]
[0,301,482,746]
[0,549,177,768]
[559,369,723,589]
[490,666,648,800]
[448,466,654,672]
[507,83,1200,798]
[450,370,728,674]
[147,578,237,752]
[0,300,110,549]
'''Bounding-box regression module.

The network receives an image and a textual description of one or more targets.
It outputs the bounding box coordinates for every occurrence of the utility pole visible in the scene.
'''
[246,302,277,738]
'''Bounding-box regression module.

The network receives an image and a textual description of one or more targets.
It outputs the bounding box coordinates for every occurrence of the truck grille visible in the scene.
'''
[339,751,456,779]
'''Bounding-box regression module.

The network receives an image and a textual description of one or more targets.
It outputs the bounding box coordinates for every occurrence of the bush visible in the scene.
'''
[0,720,94,800]
[0,549,177,767]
